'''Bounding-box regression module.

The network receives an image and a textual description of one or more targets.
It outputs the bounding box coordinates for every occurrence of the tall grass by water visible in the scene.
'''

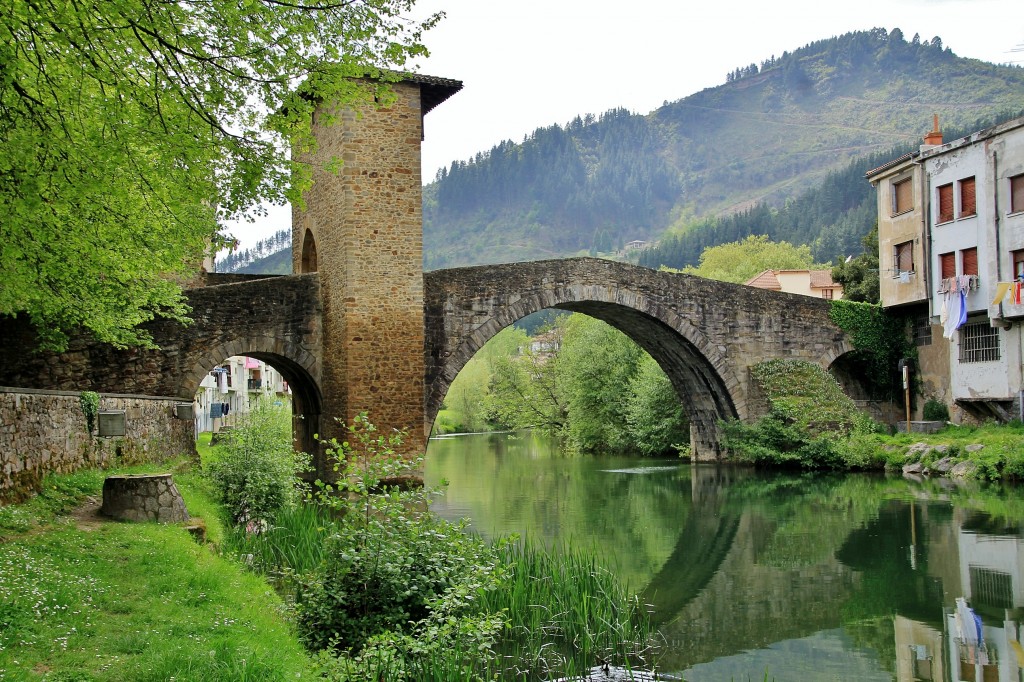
[482,540,660,679]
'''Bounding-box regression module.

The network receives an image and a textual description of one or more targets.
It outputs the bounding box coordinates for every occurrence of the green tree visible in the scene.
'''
[558,315,643,452]
[1,0,439,349]
[444,326,529,432]
[677,235,825,284]
[831,225,881,303]
[625,355,690,455]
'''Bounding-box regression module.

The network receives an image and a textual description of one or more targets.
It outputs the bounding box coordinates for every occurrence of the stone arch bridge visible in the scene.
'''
[0,257,854,463]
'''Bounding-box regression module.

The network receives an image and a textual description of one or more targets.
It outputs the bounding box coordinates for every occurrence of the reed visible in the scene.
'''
[480,539,660,679]
[225,502,340,578]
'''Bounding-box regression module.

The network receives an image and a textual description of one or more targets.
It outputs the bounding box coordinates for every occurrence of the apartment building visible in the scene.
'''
[868,116,1024,422]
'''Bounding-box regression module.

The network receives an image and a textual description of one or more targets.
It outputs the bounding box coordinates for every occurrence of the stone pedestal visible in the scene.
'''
[100,474,189,523]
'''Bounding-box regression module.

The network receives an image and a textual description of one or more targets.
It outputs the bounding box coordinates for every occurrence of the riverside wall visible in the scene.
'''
[0,388,195,503]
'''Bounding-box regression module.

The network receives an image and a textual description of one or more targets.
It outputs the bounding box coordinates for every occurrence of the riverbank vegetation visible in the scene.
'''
[435,312,690,456]
[1,405,659,680]
[721,358,1024,480]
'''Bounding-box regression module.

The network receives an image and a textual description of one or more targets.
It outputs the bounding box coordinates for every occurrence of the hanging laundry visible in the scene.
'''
[991,281,1012,305]
[218,369,229,394]
[943,290,962,340]
[222,402,229,416]
[210,403,223,419]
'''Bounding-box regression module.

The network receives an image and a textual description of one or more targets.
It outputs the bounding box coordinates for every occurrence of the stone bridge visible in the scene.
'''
[424,258,853,456]
[0,74,858,474]
[1,258,855,463]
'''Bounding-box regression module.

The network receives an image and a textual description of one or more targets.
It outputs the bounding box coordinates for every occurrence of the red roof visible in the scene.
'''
[745,270,782,290]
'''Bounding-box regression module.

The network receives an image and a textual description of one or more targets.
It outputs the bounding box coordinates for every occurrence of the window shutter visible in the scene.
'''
[893,179,913,214]
[895,242,913,273]
[938,184,954,223]
[960,177,976,217]
[940,252,956,279]
[1012,175,1024,214]
[962,247,978,276]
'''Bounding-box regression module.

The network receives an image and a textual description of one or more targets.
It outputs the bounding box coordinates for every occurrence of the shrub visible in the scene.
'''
[297,413,505,659]
[204,399,310,526]
[923,398,950,422]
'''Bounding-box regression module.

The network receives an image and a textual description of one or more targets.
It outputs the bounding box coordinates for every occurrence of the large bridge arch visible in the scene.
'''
[424,258,850,460]
[424,285,743,457]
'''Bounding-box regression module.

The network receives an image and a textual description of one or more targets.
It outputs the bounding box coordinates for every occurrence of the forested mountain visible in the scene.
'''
[216,229,291,274]
[637,113,1019,270]
[424,28,1024,269]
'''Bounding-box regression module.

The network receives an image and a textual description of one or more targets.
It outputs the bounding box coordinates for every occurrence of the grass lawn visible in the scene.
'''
[0,457,313,681]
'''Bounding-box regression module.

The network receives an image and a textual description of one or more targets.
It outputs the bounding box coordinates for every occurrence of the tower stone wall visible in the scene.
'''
[294,81,428,453]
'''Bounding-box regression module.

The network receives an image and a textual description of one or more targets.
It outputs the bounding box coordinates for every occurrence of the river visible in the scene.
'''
[424,430,1024,682]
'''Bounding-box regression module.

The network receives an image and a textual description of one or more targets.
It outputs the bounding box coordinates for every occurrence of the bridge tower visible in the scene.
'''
[293,74,461,457]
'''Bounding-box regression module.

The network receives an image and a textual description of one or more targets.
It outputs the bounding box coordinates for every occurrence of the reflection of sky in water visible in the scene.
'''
[680,630,893,682]
[601,466,684,474]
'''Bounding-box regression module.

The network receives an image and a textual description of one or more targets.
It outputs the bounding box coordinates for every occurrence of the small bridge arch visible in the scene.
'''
[178,335,323,458]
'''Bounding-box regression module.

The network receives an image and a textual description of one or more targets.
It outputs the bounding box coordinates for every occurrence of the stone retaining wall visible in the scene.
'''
[0,388,196,503]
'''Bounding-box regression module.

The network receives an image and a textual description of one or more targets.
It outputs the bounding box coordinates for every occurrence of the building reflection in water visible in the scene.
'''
[895,504,1024,682]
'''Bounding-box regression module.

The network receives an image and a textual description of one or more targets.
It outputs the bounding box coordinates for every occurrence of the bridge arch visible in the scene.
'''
[177,335,323,458]
[426,283,743,458]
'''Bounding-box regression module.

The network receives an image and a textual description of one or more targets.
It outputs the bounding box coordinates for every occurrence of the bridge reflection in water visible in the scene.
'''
[424,431,1024,681]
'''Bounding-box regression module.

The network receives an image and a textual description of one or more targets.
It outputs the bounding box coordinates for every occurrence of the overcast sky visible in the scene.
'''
[228,0,1024,251]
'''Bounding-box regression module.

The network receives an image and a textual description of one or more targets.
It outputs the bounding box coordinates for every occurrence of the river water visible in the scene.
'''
[424,431,1024,682]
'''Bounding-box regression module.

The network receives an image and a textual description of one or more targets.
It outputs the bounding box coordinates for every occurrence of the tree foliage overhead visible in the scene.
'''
[1,0,439,349]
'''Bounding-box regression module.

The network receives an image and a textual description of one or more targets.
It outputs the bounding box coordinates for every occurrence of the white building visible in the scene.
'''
[870,115,1024,422]
[194,356,290,434]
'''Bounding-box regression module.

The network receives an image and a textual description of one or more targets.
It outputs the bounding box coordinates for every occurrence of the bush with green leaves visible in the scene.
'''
[923,398,950,422]
[204,399,309,526]
[297,413,506,666]
[721,359,886,470]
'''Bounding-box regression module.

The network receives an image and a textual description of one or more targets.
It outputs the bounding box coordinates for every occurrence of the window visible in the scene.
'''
[940,252,956,279]
[1013,249,1024,279]
[937,183,954,223]
[961,247,978,276]
[894,241,914,276]
[959,322,1000,363]
[970,566,1013,610]
[912,315,932,347]
[820,288,834,300]
[892,177,913,215]
[958,177,976,217]
[1011,174,1024,214]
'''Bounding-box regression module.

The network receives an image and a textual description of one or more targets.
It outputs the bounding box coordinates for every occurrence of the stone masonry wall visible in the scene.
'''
[0,388,195,503]
[295,81,427,455]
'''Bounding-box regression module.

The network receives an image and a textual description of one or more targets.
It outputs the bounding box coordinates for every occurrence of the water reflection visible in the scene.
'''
[424,432,1024,681]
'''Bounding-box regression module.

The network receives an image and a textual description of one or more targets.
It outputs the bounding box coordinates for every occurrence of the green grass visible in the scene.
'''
[0,457,314,681]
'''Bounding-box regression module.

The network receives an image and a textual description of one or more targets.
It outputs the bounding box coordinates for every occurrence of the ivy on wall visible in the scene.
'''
[828,300,914,399]
[79,391,99,436]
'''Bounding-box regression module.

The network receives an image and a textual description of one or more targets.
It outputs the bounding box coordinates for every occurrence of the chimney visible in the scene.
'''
[923,114,943,146]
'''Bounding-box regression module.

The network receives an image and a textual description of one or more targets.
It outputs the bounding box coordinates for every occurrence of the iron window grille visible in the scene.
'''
[959,322,1000,363]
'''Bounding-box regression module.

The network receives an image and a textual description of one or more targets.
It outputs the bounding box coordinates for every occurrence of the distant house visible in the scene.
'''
[744,269,843,300]
[528,329,562,359]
